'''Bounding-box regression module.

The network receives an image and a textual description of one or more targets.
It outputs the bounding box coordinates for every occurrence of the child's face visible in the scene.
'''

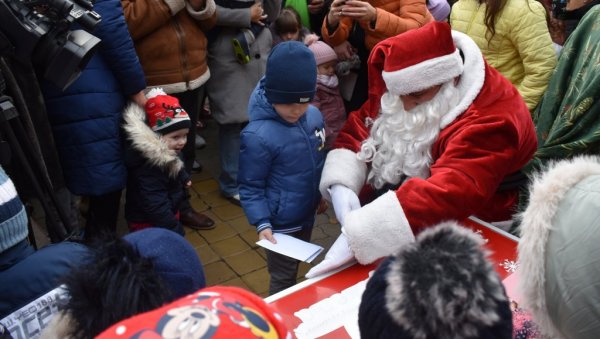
[280,30,300,42]
[161,128,189,153]
[318,61,337,76]
[274,103,309,123]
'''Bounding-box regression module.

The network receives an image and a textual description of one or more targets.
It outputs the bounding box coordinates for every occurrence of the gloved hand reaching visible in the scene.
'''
[328,184,361,225]
[305,233,356,278]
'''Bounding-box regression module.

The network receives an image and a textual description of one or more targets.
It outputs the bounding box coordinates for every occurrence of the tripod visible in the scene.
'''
[0,64,74,245]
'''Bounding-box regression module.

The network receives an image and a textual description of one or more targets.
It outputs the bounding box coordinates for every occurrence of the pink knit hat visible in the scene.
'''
[306,35,337,66]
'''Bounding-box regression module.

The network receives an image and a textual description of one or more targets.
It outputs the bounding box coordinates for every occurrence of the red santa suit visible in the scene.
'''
[319,22,537,264]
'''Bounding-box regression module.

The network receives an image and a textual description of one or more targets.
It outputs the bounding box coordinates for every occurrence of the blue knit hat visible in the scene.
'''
[0,166,28,253]
[264,41,317,104]
[124,228,205,299]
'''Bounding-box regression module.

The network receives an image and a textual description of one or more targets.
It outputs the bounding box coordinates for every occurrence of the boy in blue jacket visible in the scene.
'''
[239,41,327,295]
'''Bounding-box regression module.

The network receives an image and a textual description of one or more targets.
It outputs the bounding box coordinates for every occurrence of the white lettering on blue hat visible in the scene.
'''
[299,97,310,103]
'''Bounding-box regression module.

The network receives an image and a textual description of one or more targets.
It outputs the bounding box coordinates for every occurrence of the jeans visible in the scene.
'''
[218,122,242,197]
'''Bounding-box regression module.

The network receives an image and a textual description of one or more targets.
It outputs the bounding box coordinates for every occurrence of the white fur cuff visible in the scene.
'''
[186,0,216,20]
[319,148,367,200]
[343,191,415,264]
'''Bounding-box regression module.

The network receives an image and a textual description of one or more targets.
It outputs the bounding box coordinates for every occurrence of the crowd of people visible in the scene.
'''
[1,0,600,337]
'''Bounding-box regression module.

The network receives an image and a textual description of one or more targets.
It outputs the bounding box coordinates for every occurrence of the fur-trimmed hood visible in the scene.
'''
[517,155,600,338]
[122,102,183,178]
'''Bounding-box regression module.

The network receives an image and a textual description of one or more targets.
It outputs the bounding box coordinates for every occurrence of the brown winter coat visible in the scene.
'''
[121,0,217,93]
[321,0,433,50]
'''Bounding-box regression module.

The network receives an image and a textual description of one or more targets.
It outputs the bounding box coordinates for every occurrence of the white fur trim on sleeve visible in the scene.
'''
[517,155,600,338]
[319,148,367,201]
[382,49,463,97]
[164,0,185,15]
[342,191,415,264]
[186,0,216,20]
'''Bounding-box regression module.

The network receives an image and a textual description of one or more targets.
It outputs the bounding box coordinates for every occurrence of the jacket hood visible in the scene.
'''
[122,102,183,178]
[517,155,600,338]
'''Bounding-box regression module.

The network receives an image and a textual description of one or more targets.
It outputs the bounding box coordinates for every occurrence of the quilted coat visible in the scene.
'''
[239,79,326,234]
[450,0,557,111]
[41,0,146,196]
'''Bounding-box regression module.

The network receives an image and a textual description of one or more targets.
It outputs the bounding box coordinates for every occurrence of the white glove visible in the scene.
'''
[305,233,356,278]
[328,184,361,225]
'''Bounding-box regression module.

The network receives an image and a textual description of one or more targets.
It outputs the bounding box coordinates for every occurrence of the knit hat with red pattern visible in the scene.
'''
[145,88,191,135]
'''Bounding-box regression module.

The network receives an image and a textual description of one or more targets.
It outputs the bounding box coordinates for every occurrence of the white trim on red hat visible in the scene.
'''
[381,49,463,97]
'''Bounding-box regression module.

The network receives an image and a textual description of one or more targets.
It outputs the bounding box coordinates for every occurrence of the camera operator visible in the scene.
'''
[39,0,147,240]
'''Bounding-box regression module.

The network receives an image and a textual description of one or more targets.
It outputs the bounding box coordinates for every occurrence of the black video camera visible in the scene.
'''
[0,0,102,90]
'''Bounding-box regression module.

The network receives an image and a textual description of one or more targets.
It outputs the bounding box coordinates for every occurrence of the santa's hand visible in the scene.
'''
[305,233,356,278]
[328,184,361,225]
[343,191,416,264]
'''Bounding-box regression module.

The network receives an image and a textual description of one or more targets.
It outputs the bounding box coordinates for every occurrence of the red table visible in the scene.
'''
[266,217,519,338]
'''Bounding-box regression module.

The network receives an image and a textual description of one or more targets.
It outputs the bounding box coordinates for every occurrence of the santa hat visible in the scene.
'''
[145,88,191,135]
[97,286,292,338]
[367,22,463,111]
[359,221,513,339]
[305,34,338,66]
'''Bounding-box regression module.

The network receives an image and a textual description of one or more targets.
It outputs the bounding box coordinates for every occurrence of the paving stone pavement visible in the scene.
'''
[29,118,340,298]
[189,119,341,297]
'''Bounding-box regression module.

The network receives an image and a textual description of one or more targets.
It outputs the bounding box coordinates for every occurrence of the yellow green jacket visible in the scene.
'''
[450,0,557,111]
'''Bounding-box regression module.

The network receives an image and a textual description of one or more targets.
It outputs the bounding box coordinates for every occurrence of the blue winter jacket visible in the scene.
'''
[239,79,326,234]
[41,0,146,196]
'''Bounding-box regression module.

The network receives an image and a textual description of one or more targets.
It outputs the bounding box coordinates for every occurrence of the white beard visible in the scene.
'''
[357,81,461,189]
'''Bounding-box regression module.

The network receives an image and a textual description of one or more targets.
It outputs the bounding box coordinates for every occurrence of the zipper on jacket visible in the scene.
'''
[172,18,191,89]
[297,118,319,211]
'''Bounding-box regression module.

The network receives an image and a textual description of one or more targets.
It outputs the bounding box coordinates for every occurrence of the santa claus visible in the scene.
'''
[312,22,537,270]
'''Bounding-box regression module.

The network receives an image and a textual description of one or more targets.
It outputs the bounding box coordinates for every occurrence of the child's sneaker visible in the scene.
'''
[232,29,255,65]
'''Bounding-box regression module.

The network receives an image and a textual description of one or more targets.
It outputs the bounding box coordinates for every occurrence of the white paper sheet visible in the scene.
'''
[293,271,374,339]
[256,233,324,263]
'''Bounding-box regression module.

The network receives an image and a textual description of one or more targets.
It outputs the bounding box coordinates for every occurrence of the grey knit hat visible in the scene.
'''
[359,221,513,339]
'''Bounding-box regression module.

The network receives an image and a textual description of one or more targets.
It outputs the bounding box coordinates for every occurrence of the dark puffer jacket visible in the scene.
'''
[41,0,146,196]
[121,103,190,234]
[239,79,326,234]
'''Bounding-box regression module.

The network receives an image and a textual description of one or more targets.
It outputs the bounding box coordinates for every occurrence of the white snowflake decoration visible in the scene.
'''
[500,259,519,273]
